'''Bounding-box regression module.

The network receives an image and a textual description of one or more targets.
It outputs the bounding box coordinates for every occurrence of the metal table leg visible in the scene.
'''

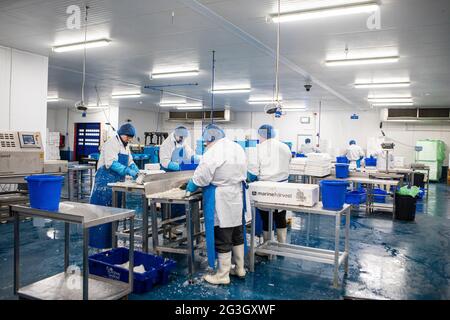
[67,172,71,201]
[82,227,89,300]
[129,217,134,293]
[186,203,195,277]
[112,190,119,248]
[333,212,341,288]
[344,208,350,275]
[151,202,159,254]
[249,204,256,272]
[13,210,20,294]
[64,223,70,271]
[142,195,149,253]
[268,210,273,241]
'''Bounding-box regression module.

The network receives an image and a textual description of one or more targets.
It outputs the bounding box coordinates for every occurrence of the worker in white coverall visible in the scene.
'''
[185,124,248,285]
[247,124,292,245]
[159,126,197,171]
[299,138,320,155]
[345,140,365,169]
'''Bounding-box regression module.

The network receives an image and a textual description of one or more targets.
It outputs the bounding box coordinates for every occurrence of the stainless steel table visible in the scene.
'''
[249,201,351,288]
[150,193,202,278]
[11,202,135,300]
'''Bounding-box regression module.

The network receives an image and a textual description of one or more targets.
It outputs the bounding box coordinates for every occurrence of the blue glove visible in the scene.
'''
[126,167,139,179]
[110,161,128,177]
[129,163,139,172]
[167,161,181,171]
[247,172,258,182]
[186,179,199,193]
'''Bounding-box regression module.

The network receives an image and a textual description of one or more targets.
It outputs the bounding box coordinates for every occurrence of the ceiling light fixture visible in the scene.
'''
[372,102,414,107]
[211,88,251,94]
[176,106,203,110]
[112,92,141,99]
[368,97,413,103]
[354,81,411,88]
[160,102,203,108]
[52,39,111,53]
[248,99,283,105]
[151,70,199,79]
[270,1,379,23]
[326,56,399,66]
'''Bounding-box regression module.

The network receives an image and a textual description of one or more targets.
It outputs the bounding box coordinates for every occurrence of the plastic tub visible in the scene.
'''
[365,157,377,167]
[336,156,349,164]
[25,175,64,211]
[373,188,388,203]
[180,163,198,171]
[320,180,350,211]
[335,163,350,179]
[296,153,307,158]
[345,190,367,205]
[89,248,177,293]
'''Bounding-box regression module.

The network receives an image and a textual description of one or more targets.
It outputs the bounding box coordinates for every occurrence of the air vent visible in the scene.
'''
[418,108,450,118]
[167,110,232,122]
[388,109,418,118]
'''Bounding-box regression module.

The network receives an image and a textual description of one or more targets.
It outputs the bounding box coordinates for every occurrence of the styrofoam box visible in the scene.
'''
[249,181,319,207]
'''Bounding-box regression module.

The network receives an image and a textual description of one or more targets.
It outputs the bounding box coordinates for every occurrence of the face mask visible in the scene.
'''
[175,136,184,144]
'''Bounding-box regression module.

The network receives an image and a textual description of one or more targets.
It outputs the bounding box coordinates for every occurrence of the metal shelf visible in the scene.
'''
[18,272,131,300]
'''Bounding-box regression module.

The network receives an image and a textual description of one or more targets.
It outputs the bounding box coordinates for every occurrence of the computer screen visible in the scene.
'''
[22,134,36,145]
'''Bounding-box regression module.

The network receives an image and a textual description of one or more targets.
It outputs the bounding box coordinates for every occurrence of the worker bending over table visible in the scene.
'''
[185,124,249,285]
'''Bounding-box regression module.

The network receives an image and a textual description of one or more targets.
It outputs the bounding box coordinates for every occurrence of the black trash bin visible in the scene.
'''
[395,194,417,221]
[413,173,425,188]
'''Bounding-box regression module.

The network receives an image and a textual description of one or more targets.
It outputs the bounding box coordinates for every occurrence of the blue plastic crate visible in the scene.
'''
[180,163,198,171]
[336,156,349,164]
[345,190,367,205]
[89,248,176,294]
[373,188,388,203]
[365,157,377,167]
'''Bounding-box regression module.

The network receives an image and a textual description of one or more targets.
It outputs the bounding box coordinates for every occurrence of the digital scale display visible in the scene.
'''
[22,134,36,145]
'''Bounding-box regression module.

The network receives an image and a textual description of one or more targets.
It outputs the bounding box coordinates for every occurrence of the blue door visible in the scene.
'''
[75,123,101,161]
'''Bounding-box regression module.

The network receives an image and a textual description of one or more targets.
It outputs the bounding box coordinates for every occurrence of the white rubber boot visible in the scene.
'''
[256,231,272,257]
[204,252,231,285]
[230,244,246,278]
[277,228,287,244]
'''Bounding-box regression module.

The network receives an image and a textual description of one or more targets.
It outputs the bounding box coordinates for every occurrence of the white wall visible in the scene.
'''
[118,108,160,144]
[47,107,119,154]
[0,46,48,144]
[159,109,449,166]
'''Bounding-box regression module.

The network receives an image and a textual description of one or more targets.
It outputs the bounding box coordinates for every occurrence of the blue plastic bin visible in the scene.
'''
[25,175,64,211]
[335,163,350,179]
[180,163,198,171]
[89,248,177,294]
[320,180,350,211]
[336,156,349,164]
[365,157,377,167]
[296,153,307,158]
[373,188,388,203]
[345,190,367,205]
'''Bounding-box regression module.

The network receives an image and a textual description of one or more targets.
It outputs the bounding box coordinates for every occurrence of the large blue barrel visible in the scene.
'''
[320,180,349,211]
[25,175,64,211]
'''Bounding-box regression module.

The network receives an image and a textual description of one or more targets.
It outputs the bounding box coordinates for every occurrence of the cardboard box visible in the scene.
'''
[249,181,319,207]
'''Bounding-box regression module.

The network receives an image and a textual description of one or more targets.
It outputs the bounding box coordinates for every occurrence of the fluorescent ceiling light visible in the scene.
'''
[372,102,414,107]
[176,106,203,110]
[161,102,203,108]
[112,92,141,99]
[211,88,251,94]
[248,99,283,105]
[151,70,199,79]
[53,39,111,53]
[368,98,413,103]
[326,56,399,66]
[354,82,411,88]
[47,97,59,102]
[271,1,379,23]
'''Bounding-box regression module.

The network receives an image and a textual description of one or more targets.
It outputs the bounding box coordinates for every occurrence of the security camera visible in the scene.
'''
[304,78,313,92]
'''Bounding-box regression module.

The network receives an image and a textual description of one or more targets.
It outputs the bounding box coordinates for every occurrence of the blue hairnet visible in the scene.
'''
[258,124,276,139]
[174,126,189,138]
[349,140,356,145]
[202,124,225,143]
[117,123,136,137]
[305,138,311,144]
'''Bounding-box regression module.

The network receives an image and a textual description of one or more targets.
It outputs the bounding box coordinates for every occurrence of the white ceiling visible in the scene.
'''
[0,0,449,112]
